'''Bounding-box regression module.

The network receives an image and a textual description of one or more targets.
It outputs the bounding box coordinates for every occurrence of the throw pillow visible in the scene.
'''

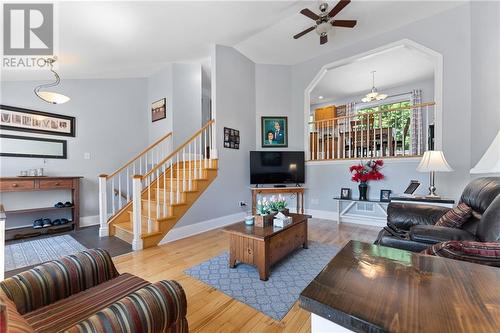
[434,203,472,228]
[422,241,500,267]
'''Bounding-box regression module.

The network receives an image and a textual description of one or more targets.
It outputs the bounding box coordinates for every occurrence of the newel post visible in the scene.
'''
[98,174,109,237]
[132,175,143,251]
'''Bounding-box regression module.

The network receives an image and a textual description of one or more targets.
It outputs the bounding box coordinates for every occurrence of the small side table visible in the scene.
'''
[390,196,455,208]
[250,187,305,215]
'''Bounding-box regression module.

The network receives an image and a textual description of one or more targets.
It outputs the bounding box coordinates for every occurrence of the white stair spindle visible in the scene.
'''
[98,175,109,237]
[111,177,115,215]
[189,142,192,190]
[198,135,203,178]
[170,158,174,205]
[163,165,167,216]
[425,105,429,150]
[132,176,143,251]
[156,169,160,220]
[118,173,122,209]
[148,178,151,230]
[183,148,186,192]
[176,155,180,203]
[126,167,130,202]
[204,128,208,168]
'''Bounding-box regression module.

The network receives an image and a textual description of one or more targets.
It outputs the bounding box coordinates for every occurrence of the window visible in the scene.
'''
[358,100,412,151]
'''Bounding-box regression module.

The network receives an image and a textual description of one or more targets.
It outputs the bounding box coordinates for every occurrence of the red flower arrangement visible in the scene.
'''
[349,160,384,183]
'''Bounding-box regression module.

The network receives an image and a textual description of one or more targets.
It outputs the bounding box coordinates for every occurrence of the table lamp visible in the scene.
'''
[470,130,500,174]
[416,150,453,198]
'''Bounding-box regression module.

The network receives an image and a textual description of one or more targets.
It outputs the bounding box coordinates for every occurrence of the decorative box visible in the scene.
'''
[255,213,275,227]
[273,216,292,228]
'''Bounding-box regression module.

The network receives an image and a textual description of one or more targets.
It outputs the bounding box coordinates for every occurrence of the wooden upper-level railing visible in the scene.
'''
[308,102,435,161]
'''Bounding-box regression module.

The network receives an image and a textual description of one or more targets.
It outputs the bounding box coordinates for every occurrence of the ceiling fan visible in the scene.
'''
[293,0,357,45]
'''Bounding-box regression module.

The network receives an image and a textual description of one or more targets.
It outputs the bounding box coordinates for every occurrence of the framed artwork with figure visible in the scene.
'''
[261,116,288,148]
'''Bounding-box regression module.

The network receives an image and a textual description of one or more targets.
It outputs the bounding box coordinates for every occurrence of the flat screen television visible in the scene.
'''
[250,151,305,185]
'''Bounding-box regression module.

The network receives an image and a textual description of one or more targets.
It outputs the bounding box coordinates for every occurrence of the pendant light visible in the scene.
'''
[34,57,70,104]
[361,71,387,103]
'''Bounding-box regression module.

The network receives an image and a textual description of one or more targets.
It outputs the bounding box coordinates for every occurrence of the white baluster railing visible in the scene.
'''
[130,120,215,250]
[308,102,435,161]
[98,132,173,236]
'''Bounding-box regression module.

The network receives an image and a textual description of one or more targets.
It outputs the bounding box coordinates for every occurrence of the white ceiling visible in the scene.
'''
[1,1,464,81]
[310,46,434,104]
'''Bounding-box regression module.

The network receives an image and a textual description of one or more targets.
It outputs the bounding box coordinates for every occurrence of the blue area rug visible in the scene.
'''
[5,235,87,271]
[185,241,339,321]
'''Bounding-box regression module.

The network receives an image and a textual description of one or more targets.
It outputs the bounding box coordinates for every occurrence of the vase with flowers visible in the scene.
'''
[349,160,384,200]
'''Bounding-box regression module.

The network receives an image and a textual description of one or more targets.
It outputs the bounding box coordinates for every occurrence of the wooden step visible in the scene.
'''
[114,221,162,237]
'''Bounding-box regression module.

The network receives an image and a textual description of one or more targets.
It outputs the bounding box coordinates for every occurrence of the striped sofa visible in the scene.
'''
[0,248,188,333]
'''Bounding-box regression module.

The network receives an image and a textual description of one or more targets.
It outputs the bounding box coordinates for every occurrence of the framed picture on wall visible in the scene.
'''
[0,105,75,137]
[261,116,288,148]
[151,98,166,122]
[224,127,240,149]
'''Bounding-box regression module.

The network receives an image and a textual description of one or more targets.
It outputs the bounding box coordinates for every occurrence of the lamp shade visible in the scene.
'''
[417,151,453,172]
[470,130,500,174]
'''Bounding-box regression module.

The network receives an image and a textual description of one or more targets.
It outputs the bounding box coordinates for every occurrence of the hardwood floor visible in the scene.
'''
[112,218,381,333]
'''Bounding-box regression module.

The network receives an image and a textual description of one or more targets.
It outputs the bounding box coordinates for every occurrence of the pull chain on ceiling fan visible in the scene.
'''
[293,0,357,45]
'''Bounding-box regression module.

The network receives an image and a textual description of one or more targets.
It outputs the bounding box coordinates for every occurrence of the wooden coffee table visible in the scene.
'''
[223,213,310,281]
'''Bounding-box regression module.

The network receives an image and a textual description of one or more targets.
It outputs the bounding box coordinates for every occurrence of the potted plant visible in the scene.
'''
[275,194,289,214]
[349,160,384,200]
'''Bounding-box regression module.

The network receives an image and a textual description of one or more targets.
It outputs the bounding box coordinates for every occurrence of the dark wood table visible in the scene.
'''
[300,240,500,333]
[223,213,310,281]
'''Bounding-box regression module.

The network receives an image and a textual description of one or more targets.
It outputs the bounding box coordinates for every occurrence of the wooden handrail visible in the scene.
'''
[308,102,435,124]
[107,132,173,179]
[141,120,215,180]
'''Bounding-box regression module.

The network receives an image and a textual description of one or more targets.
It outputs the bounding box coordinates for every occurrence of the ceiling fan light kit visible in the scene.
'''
[293,0,356,45]
[34,57,71,104]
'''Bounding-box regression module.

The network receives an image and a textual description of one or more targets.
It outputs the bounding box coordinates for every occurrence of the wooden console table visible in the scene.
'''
[0,176,82,240]
[223,214,310,280]
[300,240,500,333]
[251,187,305,215]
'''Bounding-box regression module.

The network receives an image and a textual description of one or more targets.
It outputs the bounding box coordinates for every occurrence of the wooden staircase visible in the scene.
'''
[109,161,217,248]
[99,120,217,250]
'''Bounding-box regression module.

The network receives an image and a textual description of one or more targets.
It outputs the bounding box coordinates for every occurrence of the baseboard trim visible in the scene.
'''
[159,212,247,245]
[80,215,99,228]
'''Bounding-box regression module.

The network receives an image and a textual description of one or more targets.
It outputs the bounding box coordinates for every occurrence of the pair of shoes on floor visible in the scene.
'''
[33,218,70,228]
[33,218,52,229]
[52,218,70,226]
[54,201,73,208]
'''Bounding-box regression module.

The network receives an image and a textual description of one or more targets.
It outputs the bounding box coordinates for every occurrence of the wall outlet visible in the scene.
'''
[311,198,319,205]
[239,201,247,207]
[84,152,91,160]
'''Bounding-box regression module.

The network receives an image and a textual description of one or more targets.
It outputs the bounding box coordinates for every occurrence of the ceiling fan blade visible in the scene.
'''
[331,20,357,28]
[320,34,328,45]
[293,26,315,39]
[328,0,351,18]
[300,8,320,21]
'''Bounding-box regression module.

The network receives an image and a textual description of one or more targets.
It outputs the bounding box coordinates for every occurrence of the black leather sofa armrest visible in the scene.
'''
[410,225,477,244]
[387,203,451,230]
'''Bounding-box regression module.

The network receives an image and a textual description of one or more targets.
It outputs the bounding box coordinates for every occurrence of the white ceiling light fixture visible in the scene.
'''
[34,57,70,104]
[361,71,387,103]
[318,96,324,100]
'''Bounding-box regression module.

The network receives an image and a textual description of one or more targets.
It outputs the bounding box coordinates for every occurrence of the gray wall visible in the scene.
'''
[470,1,500,166]
[173,45,256,228]
[255,64,299,150]
[0,78,148,222]
[291,3,473,209]
[148,65,173,143]
[147,63,202,147]
[172,63,202,147]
